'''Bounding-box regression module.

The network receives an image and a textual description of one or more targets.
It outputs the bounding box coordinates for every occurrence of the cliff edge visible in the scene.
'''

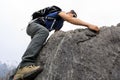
[35,24,120,80]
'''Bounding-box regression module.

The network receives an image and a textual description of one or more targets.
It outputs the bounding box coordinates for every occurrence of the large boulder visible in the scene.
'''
[35,25,120,80]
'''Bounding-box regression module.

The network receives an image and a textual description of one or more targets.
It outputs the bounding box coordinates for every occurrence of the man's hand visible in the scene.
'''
[87,24,100,32]
[54,30,59,33]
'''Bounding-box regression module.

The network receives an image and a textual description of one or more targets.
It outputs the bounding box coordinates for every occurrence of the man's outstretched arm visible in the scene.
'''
[58,11,100,32]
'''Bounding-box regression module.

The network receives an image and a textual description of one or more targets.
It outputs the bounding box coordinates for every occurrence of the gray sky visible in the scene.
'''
[0,0,120,65]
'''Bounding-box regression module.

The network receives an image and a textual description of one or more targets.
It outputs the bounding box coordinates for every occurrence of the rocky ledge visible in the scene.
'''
[35,24,120,80]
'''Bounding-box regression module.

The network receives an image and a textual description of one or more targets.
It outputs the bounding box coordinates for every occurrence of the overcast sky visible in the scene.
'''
[0,0,120,65]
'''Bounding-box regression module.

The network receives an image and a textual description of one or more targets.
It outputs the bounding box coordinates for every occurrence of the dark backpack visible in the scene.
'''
[32,5,62,20]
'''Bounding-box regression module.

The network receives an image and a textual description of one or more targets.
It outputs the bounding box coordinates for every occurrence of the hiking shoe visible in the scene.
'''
[13,65,43,80]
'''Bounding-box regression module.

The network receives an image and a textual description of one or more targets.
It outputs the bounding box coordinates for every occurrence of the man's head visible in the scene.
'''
[67,10,77,18]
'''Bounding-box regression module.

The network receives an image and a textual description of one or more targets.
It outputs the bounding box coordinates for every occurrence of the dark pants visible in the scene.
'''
[19,22,49,68]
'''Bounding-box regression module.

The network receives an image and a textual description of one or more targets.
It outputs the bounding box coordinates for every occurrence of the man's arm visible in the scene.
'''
[58,11,99,32]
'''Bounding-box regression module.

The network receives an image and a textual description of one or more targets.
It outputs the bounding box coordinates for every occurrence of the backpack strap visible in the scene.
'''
[50,19,56,30]
[45,16,56,31]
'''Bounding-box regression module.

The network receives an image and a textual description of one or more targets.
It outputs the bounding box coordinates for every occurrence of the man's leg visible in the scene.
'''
[13,23,49,80]
[20,23,49,68]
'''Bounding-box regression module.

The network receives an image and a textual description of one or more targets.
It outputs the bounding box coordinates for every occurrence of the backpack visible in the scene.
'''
[32,5,62,20]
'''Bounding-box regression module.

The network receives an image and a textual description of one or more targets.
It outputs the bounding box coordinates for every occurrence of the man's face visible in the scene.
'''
[66,12,75,17]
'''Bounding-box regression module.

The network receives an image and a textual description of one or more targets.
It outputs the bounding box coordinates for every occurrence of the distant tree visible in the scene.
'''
[0,62,16,80]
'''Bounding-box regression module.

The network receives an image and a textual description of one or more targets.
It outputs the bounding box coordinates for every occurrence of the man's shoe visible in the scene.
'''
[13,65,43,80]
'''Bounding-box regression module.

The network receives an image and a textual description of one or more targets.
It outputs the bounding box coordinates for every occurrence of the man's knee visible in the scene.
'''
[39,28,49,37]
[44,29,49,36]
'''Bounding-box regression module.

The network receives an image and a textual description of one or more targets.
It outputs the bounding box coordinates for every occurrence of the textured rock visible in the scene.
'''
[35,26,120,80]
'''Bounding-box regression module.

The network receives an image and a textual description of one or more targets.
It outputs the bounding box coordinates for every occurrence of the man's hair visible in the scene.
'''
[70,10,77,18]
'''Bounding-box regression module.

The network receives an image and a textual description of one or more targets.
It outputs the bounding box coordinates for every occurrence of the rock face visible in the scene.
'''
[35,25,120,80]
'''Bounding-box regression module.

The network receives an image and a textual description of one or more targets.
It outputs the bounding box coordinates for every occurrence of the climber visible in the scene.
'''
[13,5,99,80]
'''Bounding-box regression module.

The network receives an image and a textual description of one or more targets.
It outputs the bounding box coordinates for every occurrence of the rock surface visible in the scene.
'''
[35,25,120,80]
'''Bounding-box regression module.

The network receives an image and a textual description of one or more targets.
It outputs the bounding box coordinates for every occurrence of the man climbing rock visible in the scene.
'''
[13,5,99,80]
